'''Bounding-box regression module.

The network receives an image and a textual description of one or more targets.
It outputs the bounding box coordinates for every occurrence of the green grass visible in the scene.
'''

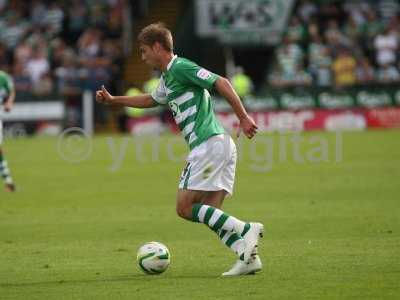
[0,130,399,299]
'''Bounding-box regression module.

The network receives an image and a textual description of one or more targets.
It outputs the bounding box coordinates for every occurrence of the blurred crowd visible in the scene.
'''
[269,0,400,88]
[0,0,124,97]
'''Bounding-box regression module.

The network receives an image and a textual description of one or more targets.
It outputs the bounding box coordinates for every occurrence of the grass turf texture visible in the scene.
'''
[0,131,399,299]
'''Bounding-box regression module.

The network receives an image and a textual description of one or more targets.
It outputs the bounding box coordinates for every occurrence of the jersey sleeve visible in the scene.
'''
[150,77,167,105]
[173,61,220,90]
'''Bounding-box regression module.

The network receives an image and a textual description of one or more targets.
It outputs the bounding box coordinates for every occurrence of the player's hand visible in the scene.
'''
[238,114,258,139]
[3,101,13,112]
[96,85,114,104]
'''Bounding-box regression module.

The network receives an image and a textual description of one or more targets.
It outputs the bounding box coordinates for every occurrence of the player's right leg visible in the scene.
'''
[0,121,15,192]
[0,148,15,192]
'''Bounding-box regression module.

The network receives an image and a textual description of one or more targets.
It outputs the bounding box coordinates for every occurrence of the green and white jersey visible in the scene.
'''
[152,55,225,150]
[0,70,14,104]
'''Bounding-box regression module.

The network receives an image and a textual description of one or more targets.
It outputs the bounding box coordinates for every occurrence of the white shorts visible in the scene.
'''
[179,134,237,195]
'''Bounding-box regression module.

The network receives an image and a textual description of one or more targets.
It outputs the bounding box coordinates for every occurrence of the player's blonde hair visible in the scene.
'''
[138,22,173,52]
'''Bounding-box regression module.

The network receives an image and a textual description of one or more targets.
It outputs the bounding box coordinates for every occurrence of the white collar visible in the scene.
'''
[167,54,178,70]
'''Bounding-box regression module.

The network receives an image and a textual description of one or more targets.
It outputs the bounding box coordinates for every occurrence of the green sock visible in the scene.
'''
[192,204,251,260]
[192,203,249,235]
[213,228,245,261]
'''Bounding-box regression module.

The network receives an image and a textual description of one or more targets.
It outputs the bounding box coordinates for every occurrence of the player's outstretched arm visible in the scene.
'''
[96,85,158,108]
[215,77,258,139]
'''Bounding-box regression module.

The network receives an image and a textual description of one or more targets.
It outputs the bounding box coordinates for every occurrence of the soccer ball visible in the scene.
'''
[137,241,170,274]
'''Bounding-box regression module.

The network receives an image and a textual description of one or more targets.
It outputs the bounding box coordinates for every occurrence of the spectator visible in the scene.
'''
[320,2,343,22]
[107,0,123,39]
[361,8,383,57]
[308,35,332,86]
[67,0,88,42]
[77,29,111,93]
[325,19,352,56]
[286,16,307,44]
[297,0,317,23]
[42,2,64,37]
[54,50,81,96]
[374,26,398,67]
[378,0,400,23]
[361,9,383,40]
[12,62,32,92]
[268,64,311,88]
[30,0,47,27]
[356,57,375,84]
[14,40,32,65]
[33,72,53,95]
[332,48,357,87]
[307,19,320,39]
[377,64,400,83]
[0,0,124,103]
[102,38,123,92]
[343,1,368,27]
[0,0,7,12]
[276,36,304,80]
[49,38,69,69]
[26,46,50,86]
[343,15,362,46]
[26,28,48,48]
[0,13,28,49]
[292,64,312,86]
[78,28,102,61]
[0,42,11,70]
[387,15,400,35]
[89,3,109,29]
[324,19,342,43]
[268,0,400,88]
[268,69,285,88]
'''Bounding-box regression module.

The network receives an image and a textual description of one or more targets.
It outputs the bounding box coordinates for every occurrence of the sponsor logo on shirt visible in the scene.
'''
[196,68,211,80]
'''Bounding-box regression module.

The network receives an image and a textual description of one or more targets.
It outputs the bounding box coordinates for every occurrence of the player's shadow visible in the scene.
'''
[0,274,221,288]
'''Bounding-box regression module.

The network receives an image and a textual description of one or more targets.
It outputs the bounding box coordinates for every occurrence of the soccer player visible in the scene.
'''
[0,70,16,192]
[96,23,264,276]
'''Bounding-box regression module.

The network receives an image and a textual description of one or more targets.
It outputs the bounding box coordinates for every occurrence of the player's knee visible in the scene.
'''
[176,206,184,219]
[176,201,192,220]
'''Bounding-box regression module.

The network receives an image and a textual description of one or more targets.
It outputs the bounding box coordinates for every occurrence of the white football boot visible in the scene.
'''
[222,255,263,276]
[242,222,264,263]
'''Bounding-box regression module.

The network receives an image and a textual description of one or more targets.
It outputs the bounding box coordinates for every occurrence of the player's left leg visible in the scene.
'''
[0,122,15,192]
[176,188,250,234]
[177,135,263,263]
[176,188,263,265]
[200,190,263,276]
[200,190,246,260]
[0,147,15,192]
[175,189,205,220]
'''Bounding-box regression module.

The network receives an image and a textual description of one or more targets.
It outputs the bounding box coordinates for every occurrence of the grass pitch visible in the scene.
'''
[0,130,399,299]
